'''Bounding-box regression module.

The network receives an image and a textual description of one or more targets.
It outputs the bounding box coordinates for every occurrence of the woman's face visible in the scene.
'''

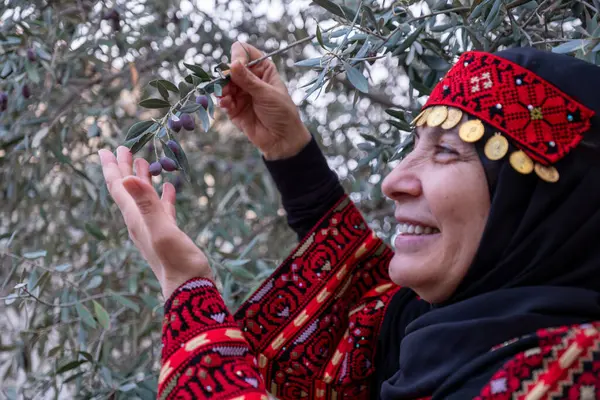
[381,118,491,303]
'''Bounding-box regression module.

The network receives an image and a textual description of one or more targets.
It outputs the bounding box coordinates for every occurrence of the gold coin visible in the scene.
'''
[411,109,427,126]
[458,119,485,143]
[426,106,448,127]
[509,151,534,174]
[534,163,560,183]
[441,108,463,130]
[484,134,509,160]
[416,108,431,127]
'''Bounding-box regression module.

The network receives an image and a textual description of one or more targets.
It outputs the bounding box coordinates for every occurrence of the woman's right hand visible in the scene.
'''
[218,41,312,160]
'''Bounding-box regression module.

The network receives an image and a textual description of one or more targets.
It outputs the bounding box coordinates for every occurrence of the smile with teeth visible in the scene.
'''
[396,223,440,235]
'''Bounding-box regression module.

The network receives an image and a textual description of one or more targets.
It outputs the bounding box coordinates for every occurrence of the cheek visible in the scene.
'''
[428,163,489,227]
[426,163,490,266]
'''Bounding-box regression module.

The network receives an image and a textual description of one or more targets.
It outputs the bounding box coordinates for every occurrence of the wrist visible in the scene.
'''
[262,126,312,161]
[162,271,214,299]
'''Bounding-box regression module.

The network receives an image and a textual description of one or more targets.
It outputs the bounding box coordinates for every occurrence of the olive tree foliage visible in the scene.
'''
[0,0,596,397]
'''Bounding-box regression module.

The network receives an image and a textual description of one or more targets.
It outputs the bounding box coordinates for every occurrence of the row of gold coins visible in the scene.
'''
[410,106,560,183]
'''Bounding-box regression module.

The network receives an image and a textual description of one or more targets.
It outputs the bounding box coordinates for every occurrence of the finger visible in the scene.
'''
[220,81,240,97]
[122,176,188,269]
[116,146,134,177]
[98,150,139,215]
[230,60,270,97]
[134,158,152,185]
[161,182,177,220]
[231,41,264,65]
[122,176,168,232]
[220,92,254,123]
[99,149,123,187]
[218,95,235,110]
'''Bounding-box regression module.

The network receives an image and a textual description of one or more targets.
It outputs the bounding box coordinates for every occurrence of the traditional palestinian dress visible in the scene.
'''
[158,48,600,400]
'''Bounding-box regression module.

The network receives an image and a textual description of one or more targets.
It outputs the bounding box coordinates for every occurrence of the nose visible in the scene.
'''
[381,155,423,201]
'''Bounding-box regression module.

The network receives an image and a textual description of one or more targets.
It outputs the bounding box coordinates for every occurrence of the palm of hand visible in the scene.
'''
[99,147,211,298]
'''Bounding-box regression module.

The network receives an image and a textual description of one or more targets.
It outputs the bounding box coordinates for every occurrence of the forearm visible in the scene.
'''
[264,135,345,239]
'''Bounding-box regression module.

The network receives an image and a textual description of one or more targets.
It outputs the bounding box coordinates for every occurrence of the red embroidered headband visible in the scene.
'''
[413,51,596,182]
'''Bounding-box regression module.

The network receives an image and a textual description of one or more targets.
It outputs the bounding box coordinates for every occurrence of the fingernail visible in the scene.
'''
[232,60,244,70]
[117,146,130,155]
[98,150,109,164]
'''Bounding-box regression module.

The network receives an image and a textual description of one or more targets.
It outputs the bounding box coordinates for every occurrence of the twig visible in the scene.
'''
[520,0,552,30]
[2,252,89,296]
[531,38,571,45]
[350,22,388,40]
[19,287,136,308]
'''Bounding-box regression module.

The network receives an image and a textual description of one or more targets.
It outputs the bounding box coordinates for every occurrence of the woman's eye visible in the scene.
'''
[435,145,458,155]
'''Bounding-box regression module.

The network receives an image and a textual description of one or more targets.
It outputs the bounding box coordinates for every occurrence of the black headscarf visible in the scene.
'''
[378,48,600,399]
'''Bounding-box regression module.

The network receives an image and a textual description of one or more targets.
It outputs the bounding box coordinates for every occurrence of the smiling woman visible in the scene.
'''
[100,44,600,400]
[382,117,491,303]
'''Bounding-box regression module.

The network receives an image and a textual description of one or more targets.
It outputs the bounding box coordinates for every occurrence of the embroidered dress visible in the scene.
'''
[158,196,600,399]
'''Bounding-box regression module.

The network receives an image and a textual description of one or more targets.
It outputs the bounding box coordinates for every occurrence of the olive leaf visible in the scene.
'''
[138,98,170,109]
[343,61,369,93]
[178,81,192,99]
[75,303,96,329]
[197,106,210,132]
[183,63,211,80]
[93,301,110,330]
[149,79,178,93]
[124,130,155,155]
[125,121,155,140]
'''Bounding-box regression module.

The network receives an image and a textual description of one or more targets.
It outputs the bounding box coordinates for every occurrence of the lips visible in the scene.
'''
[391,219,441,252]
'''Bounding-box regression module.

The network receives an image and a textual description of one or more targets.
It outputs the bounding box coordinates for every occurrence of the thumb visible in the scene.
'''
[229,60,269,96]
[122,176,166,232]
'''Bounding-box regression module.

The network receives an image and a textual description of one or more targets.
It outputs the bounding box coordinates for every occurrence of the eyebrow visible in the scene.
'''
[414,126,446,141]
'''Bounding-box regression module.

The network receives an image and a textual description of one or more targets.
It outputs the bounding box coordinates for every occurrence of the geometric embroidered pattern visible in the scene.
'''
[233,196,400,399]
[159,195,400,399]
[159,196,600,399]
[159,278,268,399]
[424,51,595,165]
[476,322,600,400]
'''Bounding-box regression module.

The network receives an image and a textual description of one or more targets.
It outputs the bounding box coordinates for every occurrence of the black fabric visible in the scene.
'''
[379,47,600,399]
[371,289,430,399]
[263,136,345,239]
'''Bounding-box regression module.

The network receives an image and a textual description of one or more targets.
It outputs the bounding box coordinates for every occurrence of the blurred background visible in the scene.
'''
[1,0,598,398]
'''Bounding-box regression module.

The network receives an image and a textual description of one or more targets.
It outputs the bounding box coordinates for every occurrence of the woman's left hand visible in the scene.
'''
[98,147,213,299]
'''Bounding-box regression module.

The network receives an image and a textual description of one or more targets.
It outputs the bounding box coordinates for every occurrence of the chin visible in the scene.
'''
[387,252,448,303]
[387,252,425,288]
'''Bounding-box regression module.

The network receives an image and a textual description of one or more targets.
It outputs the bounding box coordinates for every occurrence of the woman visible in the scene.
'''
[98,45,600,399]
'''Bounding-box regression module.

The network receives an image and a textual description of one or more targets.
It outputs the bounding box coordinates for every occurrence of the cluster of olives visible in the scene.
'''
[147,94,209,176]
[0,47,36,112]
